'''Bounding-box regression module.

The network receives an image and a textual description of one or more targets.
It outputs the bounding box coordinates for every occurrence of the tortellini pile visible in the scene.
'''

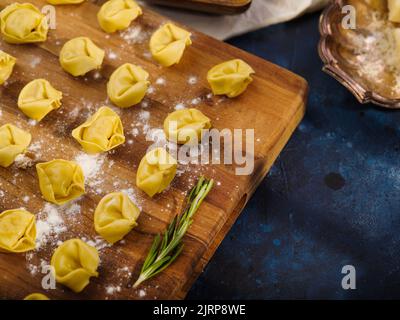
[0,124,31,168]
[59,37,105,77]
[107,63,150,108]
[0,0,258,297]
[18,79,63,121]
[0,3,48,44]
[0,209,36,253]
[36,159,85,205]
[24,293,50,300]
[207,59,255,98]
[136,147,177,197]
[150,23,192,67]
[51,239,99,293]
[0,50,16,85]
[98,0,142,33]
[72,106,125,153]
[164,108,211,144]
[94,192,140,244]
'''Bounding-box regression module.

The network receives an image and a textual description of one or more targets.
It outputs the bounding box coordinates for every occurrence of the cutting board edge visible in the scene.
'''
[145,0,252,15]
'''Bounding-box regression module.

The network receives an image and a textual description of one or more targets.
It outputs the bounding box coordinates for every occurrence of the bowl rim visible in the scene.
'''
[318,0,400,109]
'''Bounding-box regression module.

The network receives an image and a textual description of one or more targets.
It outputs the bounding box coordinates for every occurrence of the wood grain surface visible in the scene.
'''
[145,0,252,15]
[0,0,307,300]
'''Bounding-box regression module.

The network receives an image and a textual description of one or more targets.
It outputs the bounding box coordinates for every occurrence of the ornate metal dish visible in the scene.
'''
[319,0,400,108]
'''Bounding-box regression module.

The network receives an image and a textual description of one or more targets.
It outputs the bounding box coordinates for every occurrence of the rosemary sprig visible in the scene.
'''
[132,176,214,288]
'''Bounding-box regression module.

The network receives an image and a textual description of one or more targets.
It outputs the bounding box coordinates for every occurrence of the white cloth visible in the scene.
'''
[140,0,329,40]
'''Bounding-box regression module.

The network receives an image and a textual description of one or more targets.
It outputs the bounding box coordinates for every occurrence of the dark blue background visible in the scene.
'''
[187,12,400,300]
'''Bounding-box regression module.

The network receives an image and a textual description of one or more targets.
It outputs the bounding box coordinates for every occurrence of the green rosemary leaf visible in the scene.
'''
[132,176,214,288]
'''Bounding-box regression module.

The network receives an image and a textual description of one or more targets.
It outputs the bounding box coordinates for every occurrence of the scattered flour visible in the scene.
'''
[138,289,146,298]
[84,236,111,251]
[106,285,121,295]
[14,154,34,169]
[155,77,166,85]
[120,26,147,44]
[108,50,118,60]
[30,56,41,68]
[75,152,105,187]
[175,103,186,110]
[121,188,142,210]
[188,76,198,85]
[36,203,67,249]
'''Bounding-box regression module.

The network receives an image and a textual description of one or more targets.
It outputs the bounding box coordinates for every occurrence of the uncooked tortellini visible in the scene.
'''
[59,37,105,76]
[107,63,150,108]
[164,108,211,144]
[0,209,36,253]
[207,59,255,98]
[0,3,48,44]
[0,124,31,168]
[150,23,192,67]
[94,192,140,244]
[0,50,16,85]
[47,0,85,4]
[36,159,85,205]
[18,79,63,121]
[51,239,99,293]
[24,293,50,300]
[72,106,125,153]
[136,147,177,197]
[98,0,142,33]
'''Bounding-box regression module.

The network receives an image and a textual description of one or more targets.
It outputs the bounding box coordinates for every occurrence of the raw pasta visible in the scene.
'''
[51,239,99,293]
[0,209,36,253]
[207,59,255,98]
[94,192,140,244]
[0,124,31,168]
[0,50,16,85]
[0,3,48,44]
[163,108,211,144]
[47,0,85,4]
[18,79,63,121]
[97,0,142,33]
[149,23,192,67]
[24,293,50,300]
[36,159,85,205]
[59,37,105,76]
[72,106,125,153]
[136,147,177,197]
[107,63,150,108]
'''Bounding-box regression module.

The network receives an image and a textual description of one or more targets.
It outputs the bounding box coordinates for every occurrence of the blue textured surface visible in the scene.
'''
[187,12,400,300]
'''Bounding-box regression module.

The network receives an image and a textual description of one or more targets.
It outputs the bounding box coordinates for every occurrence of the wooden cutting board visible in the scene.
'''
[145,0,252,14]
[0,0,307,300]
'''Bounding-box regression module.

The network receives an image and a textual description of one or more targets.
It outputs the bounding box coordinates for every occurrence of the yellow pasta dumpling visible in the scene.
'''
[18,79,63,121]
[0,3,48,44]
[0,209,36,253]
[98,0,142,33]
[94,192,140,244]
[36,159,85,205]
[150,23,192,67]
[207,59,255,98]
[163,108,211,145]
[136,147,177,197]
[24,293,50,300]
[72,106,125,153]
[59,37,105,77]
[107,63,150,108]
[0,124,31,168]
[51,239,99,293]
[0,50,16,85]
[47,0,85,4]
